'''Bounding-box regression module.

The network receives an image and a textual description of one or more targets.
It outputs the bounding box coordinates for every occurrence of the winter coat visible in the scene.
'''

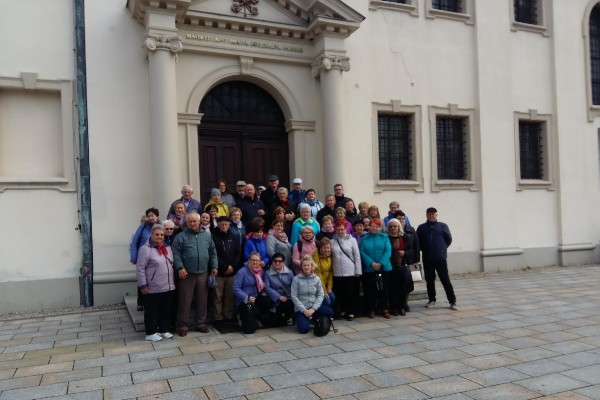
[265,233,292,268]
[244,235,270,266]
[359,232,392,273]
[290,218,320,247]
[205,201,229,218]
[229,222,246,255]
[136,240,175,294]
[235,195,267,230]
[313,251,333,293]
[417,220,452,262]
[171,228,218,274]
[292,237,317,273]
[232,264,271,306]
[291,273,324,312]
[331,234,362,277]
[265,265,294,303]
[129,222,153,264]
[403,226,421,265]
[212,228,242,276]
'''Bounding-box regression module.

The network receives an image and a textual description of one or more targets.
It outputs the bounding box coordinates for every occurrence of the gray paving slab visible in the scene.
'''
[263,369,329,389]
[515,372,590,395]
[459,366,530,386]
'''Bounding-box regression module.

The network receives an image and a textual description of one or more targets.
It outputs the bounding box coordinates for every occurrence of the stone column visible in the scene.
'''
[313,54,350,193]
[145,33,182,214]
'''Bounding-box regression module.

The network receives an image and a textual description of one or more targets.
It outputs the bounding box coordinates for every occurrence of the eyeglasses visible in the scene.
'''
[164,228,174,231]
[249,259,261,263]
[273,259,283,263]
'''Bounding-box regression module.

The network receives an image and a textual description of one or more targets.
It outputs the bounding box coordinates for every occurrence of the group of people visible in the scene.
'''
[131,177,457,341]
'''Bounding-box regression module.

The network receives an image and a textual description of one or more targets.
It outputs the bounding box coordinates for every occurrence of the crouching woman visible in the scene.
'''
[291,255,334,334]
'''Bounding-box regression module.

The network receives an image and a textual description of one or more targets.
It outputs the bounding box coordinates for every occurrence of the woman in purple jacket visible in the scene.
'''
[136,224,176,342]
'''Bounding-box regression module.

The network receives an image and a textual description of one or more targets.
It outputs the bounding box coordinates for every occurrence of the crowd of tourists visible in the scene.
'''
[130,176,457,341]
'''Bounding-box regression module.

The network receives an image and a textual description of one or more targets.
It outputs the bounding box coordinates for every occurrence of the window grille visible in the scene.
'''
[591,5,600,105]
[432,0,462,13]
[514,0,538,25]
[378,114,412,180]
[519,121,544,179]
[436,116,466,180]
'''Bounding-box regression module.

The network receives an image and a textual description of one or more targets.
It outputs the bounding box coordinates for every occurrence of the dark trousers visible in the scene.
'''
[295,305,334,334]
[143,290,174,335]
[333,276,360,316]
[238,294,273,333]
[177,272,208,332]
[362,271,391,313]
[423,260,456,304]
[389,266,413,312]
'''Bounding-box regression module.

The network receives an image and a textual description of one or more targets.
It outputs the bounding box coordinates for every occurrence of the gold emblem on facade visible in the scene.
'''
[232,0,259,17]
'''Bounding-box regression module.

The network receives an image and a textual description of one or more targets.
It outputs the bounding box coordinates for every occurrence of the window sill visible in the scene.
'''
[369,1,418,16]
[432,179,478,192]
[516,179,554,191]
[375,179,424,192]
[0,177,73,192]
[511,21,549,37]
[426,8,473,25]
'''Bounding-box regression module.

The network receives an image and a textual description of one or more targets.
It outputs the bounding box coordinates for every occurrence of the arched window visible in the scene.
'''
[590,4,600,104]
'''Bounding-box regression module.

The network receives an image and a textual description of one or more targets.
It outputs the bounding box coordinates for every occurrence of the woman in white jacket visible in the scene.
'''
[331,221,362,321]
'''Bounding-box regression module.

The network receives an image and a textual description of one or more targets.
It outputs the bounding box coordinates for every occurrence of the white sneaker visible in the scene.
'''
[450,304,459,311]
[145,333,163,342]
[159,332,173,339]
[425,301,436,308]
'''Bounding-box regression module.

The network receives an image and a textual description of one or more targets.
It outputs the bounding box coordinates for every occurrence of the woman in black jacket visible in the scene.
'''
[387,212,420,315]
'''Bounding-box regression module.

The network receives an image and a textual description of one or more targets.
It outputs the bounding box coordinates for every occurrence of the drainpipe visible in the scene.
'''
[74,0,94,307]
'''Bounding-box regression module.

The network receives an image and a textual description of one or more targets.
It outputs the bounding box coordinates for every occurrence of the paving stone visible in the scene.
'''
[505,347,561,362]
[225,363,287,381]
[0,383,67,400]
[361,368,430,388]
[241,350,296,366]
[159,352,214,368]
[463,382,540,399]
[537,392,596,400]
[227,336,276,348]
[103,359,161,376]
[459,367,530,386]
[203,377,271,398]
[257,339,307,353]
[138,388,208,400]
[103,379,170,400]
[409,376,482,397]
[14,361,73,377]
[507,359,571,377]
[67,374,132,394]
[318,361,381,379]
[334,339,386,352]
[414,360,477,379]
[376,333,426,346]
[289,344,343,358]
[167,371,230,391]
[279,355,338,373]
[132,365,192,384]
[561,364,600,385]
[0,368,15,380]
[374,343,429,357]
[0,352,25,362]
[41,366,102,385]
[301,333,350,347]
[541,340,596,354]
[460,354,520,370]
[456,333,504,345]
[246,386,319,400]
[550,351,600,368]
[73,354,129,369]
[129,347,182,362]
[458,343,514,356]
[209,345,263,360]
[38,390,104,400]
[328,349,384,364]
[575,384,600,399]
[414,349,471,363]
[367,355,428,371]
[516,373,589,395]
[3,342,55,354]
[264,369,329,389]
[188,357,248,374]
[178,340,230,355]
[0,375,42,391]
[308,376,378,398]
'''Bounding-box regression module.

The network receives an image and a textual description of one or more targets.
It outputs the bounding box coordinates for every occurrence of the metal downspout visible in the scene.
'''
[74,0,93,307]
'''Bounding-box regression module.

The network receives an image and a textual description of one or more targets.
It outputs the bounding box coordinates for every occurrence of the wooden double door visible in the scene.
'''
[198,81,289,204]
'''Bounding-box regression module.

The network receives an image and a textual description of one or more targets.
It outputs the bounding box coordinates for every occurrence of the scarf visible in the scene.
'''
[269,229,288,243]
[251,266,265,292]
[151,240,168,256]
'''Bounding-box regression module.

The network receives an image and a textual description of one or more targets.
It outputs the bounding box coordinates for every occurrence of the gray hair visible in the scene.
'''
[277,187,288,194]
[151,224,165,233]
[162,220,175,228]
[185,211,200,222]
[299,203,311,212]
[387,218,404,235]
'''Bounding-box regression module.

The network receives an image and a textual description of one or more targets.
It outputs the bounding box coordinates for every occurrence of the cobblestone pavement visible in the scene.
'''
[1,265,599,399]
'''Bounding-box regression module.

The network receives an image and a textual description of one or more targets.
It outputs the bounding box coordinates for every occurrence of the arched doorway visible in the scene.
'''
[198,81,289,204]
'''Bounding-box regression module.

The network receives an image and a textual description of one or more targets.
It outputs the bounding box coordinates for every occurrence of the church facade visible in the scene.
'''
[1,0,599,313]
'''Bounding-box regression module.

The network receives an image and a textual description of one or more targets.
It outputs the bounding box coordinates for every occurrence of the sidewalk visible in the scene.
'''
[1,265,599,399]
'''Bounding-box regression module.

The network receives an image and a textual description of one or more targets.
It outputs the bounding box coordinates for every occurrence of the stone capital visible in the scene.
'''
[145,33,183,54]
[312,54,351,78]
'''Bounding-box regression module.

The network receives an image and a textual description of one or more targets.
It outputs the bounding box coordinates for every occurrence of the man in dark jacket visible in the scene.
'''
[416,207,457,311]
[211,216,242,325]
[316,194,336,225]
[172,212,218,336]
[333,183,349,209]
[261,174,280,212]
[236,184,267,230]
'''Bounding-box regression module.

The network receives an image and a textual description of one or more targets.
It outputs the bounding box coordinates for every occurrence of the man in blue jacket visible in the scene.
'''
[416,207,457,311]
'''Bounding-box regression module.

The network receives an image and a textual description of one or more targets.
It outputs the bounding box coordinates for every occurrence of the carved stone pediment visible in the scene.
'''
[128,0,364,42]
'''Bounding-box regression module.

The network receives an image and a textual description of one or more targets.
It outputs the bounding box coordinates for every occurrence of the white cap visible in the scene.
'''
[292,178,303,184]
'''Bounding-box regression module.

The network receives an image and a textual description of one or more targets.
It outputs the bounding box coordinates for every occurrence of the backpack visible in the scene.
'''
[313,315,336,337]
[240,304,258,334]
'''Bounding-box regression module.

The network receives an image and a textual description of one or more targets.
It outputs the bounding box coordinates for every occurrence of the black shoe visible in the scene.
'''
[137,305,144,312]
[399,309,406,316]
[346,314,354,321]
[404,305,411,312]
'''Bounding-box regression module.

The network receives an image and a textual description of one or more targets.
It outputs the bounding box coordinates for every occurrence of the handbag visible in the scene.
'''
[313,315,337,337]
[207,274,217,288]
[409,263,423,282]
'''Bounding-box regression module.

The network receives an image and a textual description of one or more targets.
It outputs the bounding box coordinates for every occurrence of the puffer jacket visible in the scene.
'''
[265,265,294,303]
[291,273,324,312]
[171,228,218,274]
[232,264,271,306]
[292,237,317,273]
[359,232,392,273]
[313,251,333,293]
[244,235,270,266]
[417,220,452,262]
[265,233,292,268]
[331,234,362,277]
[136,240,175,294]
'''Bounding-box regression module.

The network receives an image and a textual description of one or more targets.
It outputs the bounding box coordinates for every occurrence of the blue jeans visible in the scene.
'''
[295,305,334,334]
[323,291,336,307]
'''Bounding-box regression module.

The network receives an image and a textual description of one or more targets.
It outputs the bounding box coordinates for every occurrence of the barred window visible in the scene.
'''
[378,114,412,180]
[436,116,466,180]
[432,0,462,13]
[514,0,538,25]
[591,5,600,105]
[519,121,544,179]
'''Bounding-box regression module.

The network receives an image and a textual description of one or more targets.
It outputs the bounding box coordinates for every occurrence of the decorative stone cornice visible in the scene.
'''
[145,33,183,54]
[312,54,350,78]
